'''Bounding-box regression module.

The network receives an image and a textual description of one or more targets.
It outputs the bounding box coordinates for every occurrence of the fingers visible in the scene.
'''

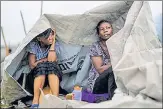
[44,58,48,62]
[47,56,54,62]
[48,59,55,62]
[52,28,56,36]
[41,58,48,62]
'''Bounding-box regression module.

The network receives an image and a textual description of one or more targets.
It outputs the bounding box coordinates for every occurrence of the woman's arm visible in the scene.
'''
[91,56,111,74]
[48,28,57,62]
[48,42,57,62]
[29,53,47,69]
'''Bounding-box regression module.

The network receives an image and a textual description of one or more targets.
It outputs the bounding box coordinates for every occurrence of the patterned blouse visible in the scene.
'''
[87,41,111,93]
[26,41,60,61]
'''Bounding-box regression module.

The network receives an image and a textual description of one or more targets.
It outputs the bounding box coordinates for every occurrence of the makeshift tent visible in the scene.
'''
[1,1,162,108]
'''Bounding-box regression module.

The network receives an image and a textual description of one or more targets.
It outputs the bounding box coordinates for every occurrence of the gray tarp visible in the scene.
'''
[1,1,162,108]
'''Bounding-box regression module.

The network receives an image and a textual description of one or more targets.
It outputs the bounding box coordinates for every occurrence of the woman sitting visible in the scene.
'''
[87,20,117,100]
[27,28,62,108]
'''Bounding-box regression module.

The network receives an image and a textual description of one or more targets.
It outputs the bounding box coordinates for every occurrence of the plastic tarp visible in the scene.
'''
[1,1,162,108]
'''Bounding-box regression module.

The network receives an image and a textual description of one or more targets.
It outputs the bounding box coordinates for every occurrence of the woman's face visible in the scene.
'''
[39,32,54,45]
[99,22,113,40]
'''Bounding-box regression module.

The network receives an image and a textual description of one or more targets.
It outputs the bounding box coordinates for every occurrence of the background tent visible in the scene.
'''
[1,1,162,108]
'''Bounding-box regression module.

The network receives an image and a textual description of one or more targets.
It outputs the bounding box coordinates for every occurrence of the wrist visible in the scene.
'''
[49,49,55,52]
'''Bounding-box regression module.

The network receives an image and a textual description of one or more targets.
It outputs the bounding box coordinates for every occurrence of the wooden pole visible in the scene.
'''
[20,10,27,35]
[20,11,28,88]
[20,13,27,87]
[1,26,9,56]
[40,1,43,17]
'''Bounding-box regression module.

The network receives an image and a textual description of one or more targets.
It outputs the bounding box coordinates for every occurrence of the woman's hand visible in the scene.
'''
[39,58,48,63]
[29,54,48,69]
[52,28,56,36]
[37,58,48,64]
[48,28,57,62]
[52,28,56,43]
[91,56,112,74]
[48,51,57,62]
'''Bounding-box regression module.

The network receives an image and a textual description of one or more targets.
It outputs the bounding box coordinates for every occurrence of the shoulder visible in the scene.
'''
[89,41,102,56]
[90,41,100,50]
[29,41,39,48]
[26,41,39,54]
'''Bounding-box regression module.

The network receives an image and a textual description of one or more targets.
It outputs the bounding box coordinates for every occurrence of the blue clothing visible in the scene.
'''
[26,41,59,61]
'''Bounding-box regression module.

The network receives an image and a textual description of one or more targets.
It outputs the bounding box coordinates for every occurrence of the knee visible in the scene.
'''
[40,75,46,81]
[48,74,58,79]
[35,75,46,80]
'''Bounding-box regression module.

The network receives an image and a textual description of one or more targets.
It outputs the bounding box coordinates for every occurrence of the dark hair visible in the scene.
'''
[96,20,112,35]
[36,28,54,39]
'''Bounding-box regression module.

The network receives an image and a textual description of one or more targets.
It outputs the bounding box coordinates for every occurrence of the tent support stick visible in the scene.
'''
[20,10,27,35]
[40,1,43,17]
[1,26,9,56]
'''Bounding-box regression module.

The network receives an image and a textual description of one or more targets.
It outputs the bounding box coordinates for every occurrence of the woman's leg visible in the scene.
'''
[93,72,109,94]
[32,75,45,104]
[108,71,117,98]
[48,74,59,96]
[93,69,117,98]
